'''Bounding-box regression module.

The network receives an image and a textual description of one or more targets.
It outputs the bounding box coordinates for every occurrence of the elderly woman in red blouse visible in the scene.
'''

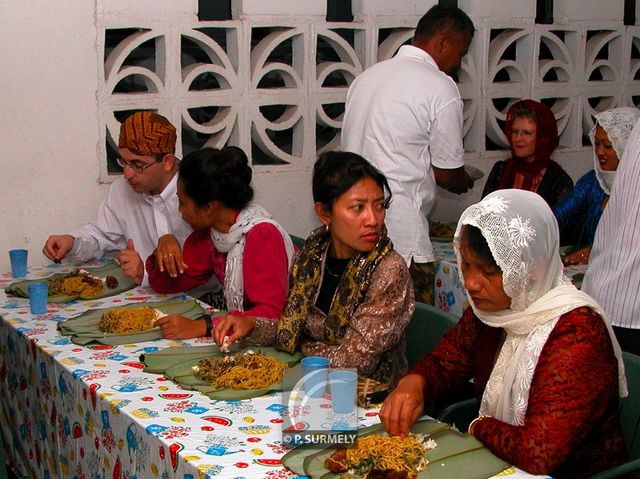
[146,146,295,339]
[380,189,628,478]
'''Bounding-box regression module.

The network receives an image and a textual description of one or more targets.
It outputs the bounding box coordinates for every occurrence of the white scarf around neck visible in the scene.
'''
[210,203,295,312]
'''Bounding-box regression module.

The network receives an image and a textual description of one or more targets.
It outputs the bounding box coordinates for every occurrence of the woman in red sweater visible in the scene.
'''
[380,189,628,478]
[146,146,295,339]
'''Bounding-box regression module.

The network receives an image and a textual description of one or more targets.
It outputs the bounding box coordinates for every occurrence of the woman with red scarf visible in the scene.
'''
[482,99,573,207]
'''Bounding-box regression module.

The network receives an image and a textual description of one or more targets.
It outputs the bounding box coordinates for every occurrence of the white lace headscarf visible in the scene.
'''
[211,203,295,312]
[454,189,627,426]
[590,107,640,194]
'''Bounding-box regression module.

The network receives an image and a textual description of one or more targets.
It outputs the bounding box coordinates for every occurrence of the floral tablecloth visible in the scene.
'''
[0,261,549,479]
[433,241,587,319]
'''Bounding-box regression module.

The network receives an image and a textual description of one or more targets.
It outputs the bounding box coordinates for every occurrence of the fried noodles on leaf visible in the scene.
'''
[193,350,287,390]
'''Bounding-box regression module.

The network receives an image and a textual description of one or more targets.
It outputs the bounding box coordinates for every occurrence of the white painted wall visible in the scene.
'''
[0,0,318,273]
[1,1,104,272]
[0,1,633,272]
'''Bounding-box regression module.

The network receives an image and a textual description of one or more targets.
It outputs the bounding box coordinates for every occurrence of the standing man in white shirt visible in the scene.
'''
[42,111,191,286]
[341,5,475,305]
[582,114,640,355]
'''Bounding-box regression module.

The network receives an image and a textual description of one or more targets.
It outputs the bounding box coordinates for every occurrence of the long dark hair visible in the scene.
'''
[179,146,253,209]
[312,151,392,209]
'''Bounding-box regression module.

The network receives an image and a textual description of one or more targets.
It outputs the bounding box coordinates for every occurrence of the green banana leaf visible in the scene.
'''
[6,261,136,303]
[158,346,302,400]
[57,298,206,345]
[141,344,224,374]
[139,310,228,373]
[283,418,511,479]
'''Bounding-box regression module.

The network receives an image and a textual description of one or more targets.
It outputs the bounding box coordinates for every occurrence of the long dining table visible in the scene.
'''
[0,259,551,479]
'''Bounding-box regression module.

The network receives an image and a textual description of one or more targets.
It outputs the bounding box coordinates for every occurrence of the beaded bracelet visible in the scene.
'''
[204,317,213,337]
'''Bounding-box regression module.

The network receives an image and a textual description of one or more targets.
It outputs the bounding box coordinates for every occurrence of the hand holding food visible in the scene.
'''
[213,314,256,348]
[379,373,426,437]
[42,234,75,263]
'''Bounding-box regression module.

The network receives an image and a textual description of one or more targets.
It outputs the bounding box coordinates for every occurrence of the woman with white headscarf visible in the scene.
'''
[380,190,628,478]
[553,106,640,265]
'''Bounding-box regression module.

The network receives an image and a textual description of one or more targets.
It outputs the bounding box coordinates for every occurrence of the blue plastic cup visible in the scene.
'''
[329,370,358,414]
[301,356,330,398]
[28,282,48,315]
[9,249,28,278]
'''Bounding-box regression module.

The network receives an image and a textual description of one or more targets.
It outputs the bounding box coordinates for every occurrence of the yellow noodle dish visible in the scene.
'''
[97,307,158,334]
[49,269,118,298]
[325,433,436,479]
[193,351,287,390]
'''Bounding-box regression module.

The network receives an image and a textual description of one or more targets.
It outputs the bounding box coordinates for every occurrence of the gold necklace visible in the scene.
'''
[324,262,343,278]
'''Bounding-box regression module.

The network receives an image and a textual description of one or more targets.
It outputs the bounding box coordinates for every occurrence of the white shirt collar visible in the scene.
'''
[143,172,179,204]
[395,45,439,70]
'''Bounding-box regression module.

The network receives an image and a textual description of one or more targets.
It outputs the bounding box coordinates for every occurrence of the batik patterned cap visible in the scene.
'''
[118,111,176,156]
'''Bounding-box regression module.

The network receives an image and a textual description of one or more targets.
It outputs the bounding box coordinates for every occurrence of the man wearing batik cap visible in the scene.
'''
[43,111,191,286]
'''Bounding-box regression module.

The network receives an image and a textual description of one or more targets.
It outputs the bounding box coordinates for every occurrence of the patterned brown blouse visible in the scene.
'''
[244,251,414,387]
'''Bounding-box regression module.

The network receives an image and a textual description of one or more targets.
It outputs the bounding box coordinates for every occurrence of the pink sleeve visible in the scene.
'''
[230,223,289,319]
[146,229,216,293]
